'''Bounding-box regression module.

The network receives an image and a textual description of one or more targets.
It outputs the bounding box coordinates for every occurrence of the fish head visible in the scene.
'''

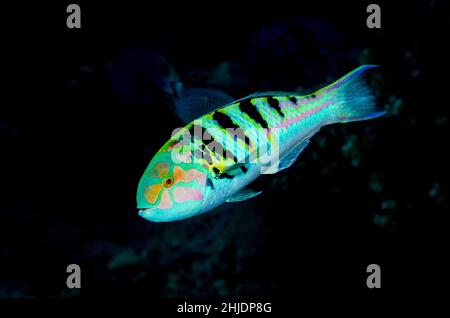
[136,151,211,222]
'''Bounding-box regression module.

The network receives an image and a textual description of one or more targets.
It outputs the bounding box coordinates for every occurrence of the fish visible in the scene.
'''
[136,65,385,222]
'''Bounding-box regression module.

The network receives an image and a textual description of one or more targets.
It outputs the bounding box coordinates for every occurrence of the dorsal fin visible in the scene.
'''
[174,88,235,123]
[234,91,297,103]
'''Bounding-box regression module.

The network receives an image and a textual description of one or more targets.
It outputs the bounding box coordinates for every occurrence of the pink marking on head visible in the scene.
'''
[174,166,206,186]
[186,169,206,186]
[173,187,203,203]
[158,190,173,209]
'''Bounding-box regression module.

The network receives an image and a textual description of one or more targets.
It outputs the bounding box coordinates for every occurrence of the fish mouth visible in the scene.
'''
[138,208,154,218]
[137,207,197,222]
[138,208,166,222]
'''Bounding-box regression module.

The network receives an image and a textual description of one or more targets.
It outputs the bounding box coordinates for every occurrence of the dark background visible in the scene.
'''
[1,0,448,311]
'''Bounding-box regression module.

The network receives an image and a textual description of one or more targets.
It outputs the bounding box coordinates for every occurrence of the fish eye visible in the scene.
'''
[163,177,173,188]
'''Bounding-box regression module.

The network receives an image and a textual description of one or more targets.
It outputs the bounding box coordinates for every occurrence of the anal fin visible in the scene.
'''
[226,188,262,202]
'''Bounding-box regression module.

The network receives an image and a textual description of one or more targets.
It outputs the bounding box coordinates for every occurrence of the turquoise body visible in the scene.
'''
[137,65,385,222]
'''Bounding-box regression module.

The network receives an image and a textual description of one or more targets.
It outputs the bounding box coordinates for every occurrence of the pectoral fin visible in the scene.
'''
[265,128,320,173]
[220,163,245,174]
[278,139,310,171]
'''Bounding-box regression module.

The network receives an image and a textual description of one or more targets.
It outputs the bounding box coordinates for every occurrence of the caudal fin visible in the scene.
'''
[320,65,386,123]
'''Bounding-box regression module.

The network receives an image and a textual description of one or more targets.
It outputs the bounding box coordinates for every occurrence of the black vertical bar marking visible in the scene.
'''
[212,166,234,180]
[213,111,252,147]
[238,99,269,129]
[206,178,215,189]
[213,111,240,130]
[211,112,238,162]
[267,96,285,118]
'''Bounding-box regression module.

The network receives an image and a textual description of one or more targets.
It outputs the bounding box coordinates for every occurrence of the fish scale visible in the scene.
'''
[189,93,334,172]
